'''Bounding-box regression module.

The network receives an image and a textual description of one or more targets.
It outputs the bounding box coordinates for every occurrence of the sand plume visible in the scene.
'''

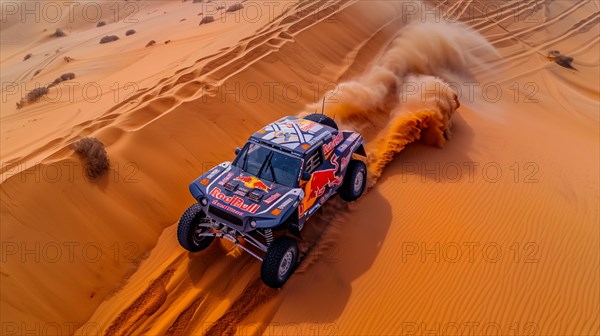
[301,21,491,186]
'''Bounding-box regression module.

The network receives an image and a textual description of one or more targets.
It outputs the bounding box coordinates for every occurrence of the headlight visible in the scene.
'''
[249,219,257,228]
[199,197,208,206]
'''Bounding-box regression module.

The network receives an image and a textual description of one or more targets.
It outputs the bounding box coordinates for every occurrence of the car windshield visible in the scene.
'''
[233,143,301,188]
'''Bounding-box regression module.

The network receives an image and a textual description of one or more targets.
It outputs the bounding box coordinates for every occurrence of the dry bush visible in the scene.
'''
[61,73,75,81]
[49,73,76,87]
[547,50,576,70]
[100,35,119,44]
[199,16,214,24]
[17,87,49,108]
[26,87,49,102]
[125,29,136,36]
[64,56,74,62]
[71,137,110,180]
[52,28,66,37]
[23,53,32,61]
[96,21,106,27]
[145,40,156,47]
[226,3,243,12]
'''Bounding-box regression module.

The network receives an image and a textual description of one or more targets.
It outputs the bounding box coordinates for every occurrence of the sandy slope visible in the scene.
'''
[1,0,598,335]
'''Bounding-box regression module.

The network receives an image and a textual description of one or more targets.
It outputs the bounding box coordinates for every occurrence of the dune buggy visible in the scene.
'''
[178,114,367,288]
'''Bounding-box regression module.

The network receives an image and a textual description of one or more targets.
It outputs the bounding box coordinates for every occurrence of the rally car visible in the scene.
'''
[177,114,367,288]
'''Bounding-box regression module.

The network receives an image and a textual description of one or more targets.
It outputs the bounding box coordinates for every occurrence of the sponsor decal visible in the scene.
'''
[206,168,220,179]
[218,172,235,186]
[234,187,250,197]
[274,131,293,141]
[263,192,282,204]
[341,156,349,171]
[347,133,359,142]
[277,198,294,210]
[323,132,344,154]
[212,200,244,217]
[294,119,317,131]
[210,187,260,214]
[234,175,271,192]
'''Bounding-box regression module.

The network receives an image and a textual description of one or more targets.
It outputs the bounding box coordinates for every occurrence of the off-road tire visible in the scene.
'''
[260,236,299,288]
[339,160,367,202]
[303,113,338,130]
[177,204,214,252]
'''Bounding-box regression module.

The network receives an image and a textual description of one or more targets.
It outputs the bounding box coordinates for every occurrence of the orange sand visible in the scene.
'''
[1,0,598,335]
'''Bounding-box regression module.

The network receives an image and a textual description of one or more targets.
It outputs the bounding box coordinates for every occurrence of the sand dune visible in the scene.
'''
[1,0,598,335]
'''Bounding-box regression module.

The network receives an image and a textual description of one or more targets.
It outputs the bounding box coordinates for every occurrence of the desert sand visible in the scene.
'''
[1,0,598,335]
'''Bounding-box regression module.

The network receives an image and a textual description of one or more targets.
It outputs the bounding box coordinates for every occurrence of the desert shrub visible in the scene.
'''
[49,73,76,87]
[17,86,48,108]
[96,21,106,27]
[226,3,243,12]
[23,53,32,61]
[125,29,136,36]
[64,56,74,62]
[145,40,156,47]
[26,87,49,102]
[199,16,214,24]
[71,137,110,180]
[100,35,119,44]
[61,72,76,81]
[52,28,66,37]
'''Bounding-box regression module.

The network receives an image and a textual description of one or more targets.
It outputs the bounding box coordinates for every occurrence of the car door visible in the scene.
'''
[299,143,344,218]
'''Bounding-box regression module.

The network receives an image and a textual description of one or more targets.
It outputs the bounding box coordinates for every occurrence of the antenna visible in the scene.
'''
[321,96,326,115]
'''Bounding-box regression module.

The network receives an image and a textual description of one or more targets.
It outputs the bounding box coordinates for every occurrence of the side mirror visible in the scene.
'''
[301,171,312,181]
[235,147,241,155]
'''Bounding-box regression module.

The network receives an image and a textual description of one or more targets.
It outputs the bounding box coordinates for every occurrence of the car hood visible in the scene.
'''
[189,163,301,228]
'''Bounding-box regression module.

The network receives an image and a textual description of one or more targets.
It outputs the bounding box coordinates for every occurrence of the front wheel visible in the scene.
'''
[338,160,367,202]
[177,204,215,252]
[260,236,299,288]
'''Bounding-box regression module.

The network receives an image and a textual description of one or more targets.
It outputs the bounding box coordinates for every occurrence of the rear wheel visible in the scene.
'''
[260,236,299,288]
[338,160,367,202]
[177,204,215,252]
[303,113,338,130]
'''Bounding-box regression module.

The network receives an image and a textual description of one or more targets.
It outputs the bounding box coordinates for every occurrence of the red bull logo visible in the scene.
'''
[234,175,270,192]
[209,187,260,214]
[300,154,343,216]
